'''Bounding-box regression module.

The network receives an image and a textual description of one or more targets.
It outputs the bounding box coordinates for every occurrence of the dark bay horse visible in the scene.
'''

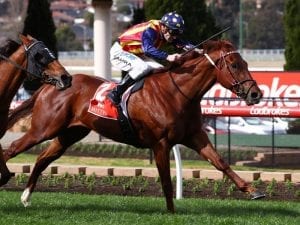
[0,34,72,185]
[5,40,265,212]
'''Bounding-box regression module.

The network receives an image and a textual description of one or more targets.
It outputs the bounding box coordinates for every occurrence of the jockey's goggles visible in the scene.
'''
[166,28,183,36]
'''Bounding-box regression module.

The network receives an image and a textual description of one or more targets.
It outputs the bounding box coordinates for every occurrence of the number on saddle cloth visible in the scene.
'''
[88,82,118,119]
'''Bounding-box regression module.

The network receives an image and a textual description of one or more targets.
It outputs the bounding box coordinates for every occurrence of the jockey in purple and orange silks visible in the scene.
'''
[107,12,195,105]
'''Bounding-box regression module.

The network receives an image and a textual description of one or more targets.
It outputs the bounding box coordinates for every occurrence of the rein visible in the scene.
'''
[168,71,192,101]
[0,53,34,76]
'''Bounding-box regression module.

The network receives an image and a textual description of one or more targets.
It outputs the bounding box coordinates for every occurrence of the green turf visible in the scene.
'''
[0,191,299,225]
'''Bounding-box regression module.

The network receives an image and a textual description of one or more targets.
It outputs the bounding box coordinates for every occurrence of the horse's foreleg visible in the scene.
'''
[21,139,64,207]
[153,141,174,213]
[200,144,251,191]
[23,128,90,207]
[188,130,265,199]
[0,144,12,186]
[4,131,45,162]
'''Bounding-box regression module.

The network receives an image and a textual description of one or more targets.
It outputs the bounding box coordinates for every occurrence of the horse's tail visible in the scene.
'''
[7,87,42,130]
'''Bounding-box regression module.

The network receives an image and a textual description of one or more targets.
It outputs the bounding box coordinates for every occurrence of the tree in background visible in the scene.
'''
[132,7,146,25]
[284,0,300,71]
[144,0,219,48]
[209,0,285,49]
[56,25,83,51]
[0,0,28,43]
[22,0,57,94]
[245,0,284,49]
[22,0,57,56]
[208,0,239,47]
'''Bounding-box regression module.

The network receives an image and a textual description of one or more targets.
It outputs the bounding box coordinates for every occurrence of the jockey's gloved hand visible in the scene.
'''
[167,53,181,62]
[183,43,195,51]
[183,44,203,54]
[194,48,204,54]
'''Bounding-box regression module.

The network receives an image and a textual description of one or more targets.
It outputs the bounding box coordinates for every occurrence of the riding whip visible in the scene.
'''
[182,26,231,56]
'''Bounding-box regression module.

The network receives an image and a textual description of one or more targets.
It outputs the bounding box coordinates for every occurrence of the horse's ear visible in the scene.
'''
[18,34,30,45]
[203,40,217,53]
[26,34,34,40]
[18,34,26,40]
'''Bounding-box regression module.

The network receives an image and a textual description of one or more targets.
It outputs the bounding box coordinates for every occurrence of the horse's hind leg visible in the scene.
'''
[0,118,12,185]
[21,126,90,207]
[153,140,174,213]
[187,130,265,199]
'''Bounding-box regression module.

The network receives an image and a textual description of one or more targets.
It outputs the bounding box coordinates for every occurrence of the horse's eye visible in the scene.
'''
[231,63,238,69]
[34,53,47,66]
[34,53,43,62]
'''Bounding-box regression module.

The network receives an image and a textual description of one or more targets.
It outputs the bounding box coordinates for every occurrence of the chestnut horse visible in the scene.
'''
[0,35,72,185]
[5,40,265,212]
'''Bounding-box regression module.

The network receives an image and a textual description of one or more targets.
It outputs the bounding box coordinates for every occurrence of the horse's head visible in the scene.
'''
[19,34,72,90]
[204,40,262,105]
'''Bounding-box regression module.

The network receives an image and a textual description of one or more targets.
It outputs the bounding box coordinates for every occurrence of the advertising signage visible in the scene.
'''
[201,72,300,117]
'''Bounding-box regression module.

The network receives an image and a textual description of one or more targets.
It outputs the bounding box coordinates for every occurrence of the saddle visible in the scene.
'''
[88,79,145,147]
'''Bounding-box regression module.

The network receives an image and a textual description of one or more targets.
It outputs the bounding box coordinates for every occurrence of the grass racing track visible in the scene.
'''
[0,191,299,225]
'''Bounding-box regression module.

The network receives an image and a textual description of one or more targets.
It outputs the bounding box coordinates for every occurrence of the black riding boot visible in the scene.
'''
[107,74,135,105]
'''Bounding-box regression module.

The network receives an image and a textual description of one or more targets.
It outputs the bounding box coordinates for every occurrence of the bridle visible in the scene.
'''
[168,50,257,101]
[0,40,58,85]
[204,51,257,99]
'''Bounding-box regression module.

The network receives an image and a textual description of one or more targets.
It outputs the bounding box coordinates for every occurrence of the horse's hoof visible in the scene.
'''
[0,172,14,186]
[250,191,266,200]
[21,188,32,207]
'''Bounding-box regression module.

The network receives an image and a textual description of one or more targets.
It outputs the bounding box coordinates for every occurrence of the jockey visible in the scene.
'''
[107,11,195,105]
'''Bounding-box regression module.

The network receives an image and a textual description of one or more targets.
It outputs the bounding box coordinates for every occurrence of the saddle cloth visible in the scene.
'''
[88,82,118,119]
[88,82,131,120]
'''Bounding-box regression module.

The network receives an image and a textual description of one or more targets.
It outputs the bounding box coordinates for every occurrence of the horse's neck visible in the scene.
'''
[167,60,217,102]
[0,47,26,105]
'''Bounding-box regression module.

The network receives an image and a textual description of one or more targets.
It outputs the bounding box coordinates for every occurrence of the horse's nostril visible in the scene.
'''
[61,74,72,83]
[251,92,259,99]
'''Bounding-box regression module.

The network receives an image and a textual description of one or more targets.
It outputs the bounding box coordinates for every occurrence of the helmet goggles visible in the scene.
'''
[166,27,183,36]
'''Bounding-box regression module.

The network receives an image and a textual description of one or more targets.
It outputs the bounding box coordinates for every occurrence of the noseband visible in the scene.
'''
[204,51,257,99]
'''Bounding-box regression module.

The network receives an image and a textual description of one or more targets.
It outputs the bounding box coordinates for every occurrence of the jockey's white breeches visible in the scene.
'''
[110,42,163,80]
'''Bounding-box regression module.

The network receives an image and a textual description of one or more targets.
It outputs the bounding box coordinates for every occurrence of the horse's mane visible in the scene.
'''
[203,39,234,54]
[152,50,201,74]
[152,39,234,74]
[0,39,20,60]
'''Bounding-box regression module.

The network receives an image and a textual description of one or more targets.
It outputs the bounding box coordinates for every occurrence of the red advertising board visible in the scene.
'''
[201,71,300,117]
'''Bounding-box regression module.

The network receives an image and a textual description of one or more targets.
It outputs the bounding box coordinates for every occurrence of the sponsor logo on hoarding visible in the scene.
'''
[201,72,300,117]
